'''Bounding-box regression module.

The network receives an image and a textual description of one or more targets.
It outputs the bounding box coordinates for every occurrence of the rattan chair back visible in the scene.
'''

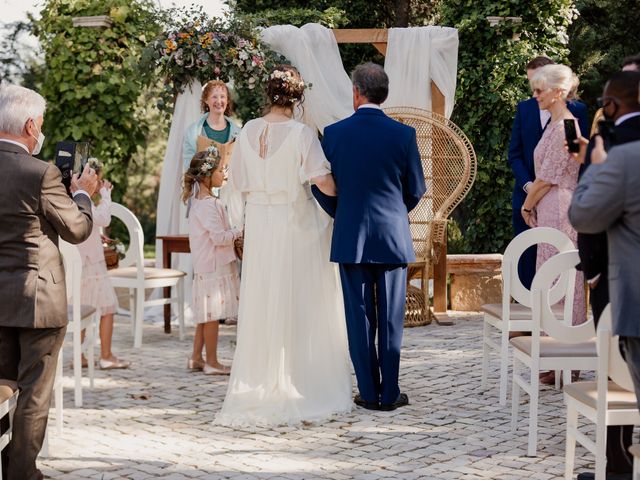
[384,107,476,263]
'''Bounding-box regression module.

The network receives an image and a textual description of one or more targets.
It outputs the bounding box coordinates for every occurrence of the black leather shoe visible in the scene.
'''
[577,472,632,480]
[354,394,379,411]
[380,392,409,411]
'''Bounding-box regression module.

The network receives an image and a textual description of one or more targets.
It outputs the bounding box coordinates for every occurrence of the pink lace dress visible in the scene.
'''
[533,119,586,325]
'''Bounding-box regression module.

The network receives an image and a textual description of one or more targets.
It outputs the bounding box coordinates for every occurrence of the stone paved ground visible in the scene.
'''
[39,313,604,479]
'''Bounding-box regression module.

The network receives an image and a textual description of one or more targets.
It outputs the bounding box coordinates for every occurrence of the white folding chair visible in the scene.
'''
[59,239,96,408]
[510,250,597,457]
[481,227,574,405]
[108,203,186,348]
[0,380,18,480]
[564,305,640,480]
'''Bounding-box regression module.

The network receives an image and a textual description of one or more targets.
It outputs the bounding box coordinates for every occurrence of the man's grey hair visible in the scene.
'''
[0,83,47,136]
[351,62,389,105]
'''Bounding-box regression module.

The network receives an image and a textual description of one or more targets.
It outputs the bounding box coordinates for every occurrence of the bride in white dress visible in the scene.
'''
[215,66,352,427]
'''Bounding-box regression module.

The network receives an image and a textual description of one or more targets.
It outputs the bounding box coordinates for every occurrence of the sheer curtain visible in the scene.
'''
[155,80,203,323]
[260,23,353,134]
[384,26,458,118]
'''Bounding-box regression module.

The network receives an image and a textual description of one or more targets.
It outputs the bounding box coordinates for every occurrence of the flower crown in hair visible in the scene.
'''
[199,146,220,176]
[270,69,307,102]
[87,157,103,173]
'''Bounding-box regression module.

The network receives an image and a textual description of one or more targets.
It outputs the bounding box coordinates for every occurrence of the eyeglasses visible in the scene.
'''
[532,88,550,95]
[597,96,619,108]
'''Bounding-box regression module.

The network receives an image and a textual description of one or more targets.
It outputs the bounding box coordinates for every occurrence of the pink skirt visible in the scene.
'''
[192,262,240,324]
[80,259,118,316]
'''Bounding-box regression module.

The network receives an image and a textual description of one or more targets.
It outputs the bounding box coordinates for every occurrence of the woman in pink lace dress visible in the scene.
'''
[520,65,586,383]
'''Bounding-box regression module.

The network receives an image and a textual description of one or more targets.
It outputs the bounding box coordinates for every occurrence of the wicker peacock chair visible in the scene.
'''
[384,107,477,326]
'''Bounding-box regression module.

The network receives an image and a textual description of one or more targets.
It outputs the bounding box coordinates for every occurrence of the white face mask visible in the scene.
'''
[29,119,45,155]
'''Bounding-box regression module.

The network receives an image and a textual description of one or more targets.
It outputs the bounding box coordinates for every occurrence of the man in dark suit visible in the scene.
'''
[313,63,426,411]
[571,70,640,480]
[507,56,589,289]
[0,84,97,480]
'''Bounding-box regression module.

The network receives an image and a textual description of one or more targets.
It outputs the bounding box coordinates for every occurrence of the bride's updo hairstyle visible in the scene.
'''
[531,64,580,101]
[265,65,306,109]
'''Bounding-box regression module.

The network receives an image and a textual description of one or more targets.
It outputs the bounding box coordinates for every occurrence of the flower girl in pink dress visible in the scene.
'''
[76,159,129,370]
[182,147,241,375]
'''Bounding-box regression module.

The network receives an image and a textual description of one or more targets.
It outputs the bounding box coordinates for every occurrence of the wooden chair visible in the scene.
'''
[0,379,18,480]
[108,203,186,348]
[564,305,640,480]
[481,227,574,406]
[384,107,476,325]
[510,250,597,457]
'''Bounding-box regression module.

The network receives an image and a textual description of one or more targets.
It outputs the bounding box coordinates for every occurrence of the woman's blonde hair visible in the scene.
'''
[531,64,580,101]
[200,80,233,115]
[181,148,222,204]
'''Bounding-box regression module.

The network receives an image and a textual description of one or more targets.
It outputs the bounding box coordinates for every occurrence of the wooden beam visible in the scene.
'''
[332,29,388,44]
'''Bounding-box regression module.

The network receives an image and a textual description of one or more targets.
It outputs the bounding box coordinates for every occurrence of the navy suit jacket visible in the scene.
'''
[314,108,426,264]
[507,97,589,210]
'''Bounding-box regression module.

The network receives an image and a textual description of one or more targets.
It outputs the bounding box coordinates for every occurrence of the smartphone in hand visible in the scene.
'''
[564,119,580,153]
[54,141,90,195]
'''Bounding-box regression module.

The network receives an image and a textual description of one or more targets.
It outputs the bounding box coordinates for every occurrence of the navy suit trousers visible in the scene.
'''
[512,189,537,290]
[339,263,407,405]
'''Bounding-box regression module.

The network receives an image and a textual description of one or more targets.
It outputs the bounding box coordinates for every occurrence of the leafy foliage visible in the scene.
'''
[34,0,163,201]
[227,0,428,73]
[439,0,577,253]
[568,0,640,117]
[140,6,287,122]
[240,6,349,29]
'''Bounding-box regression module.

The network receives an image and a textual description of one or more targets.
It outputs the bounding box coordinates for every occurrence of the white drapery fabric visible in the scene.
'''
[154,25,459,324]
[155,80,203,323]
[260,24,353,134]
[383,26,459,118]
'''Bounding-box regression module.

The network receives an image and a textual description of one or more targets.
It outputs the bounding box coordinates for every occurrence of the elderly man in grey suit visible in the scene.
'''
[569,138,640,414]
[0,84,97,480]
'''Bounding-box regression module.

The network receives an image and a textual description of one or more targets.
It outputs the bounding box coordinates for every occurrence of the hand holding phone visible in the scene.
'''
[564,119,580,153]
[73,163,99,196]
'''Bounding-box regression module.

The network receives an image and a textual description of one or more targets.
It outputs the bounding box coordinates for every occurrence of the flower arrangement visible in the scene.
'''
[143,7,285,96]
[199,145,220,176]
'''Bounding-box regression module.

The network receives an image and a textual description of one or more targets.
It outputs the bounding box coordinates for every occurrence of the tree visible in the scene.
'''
[568,0,640,117]
[227,0,440,72]
[33,0,163,201]
[439,0,577,253]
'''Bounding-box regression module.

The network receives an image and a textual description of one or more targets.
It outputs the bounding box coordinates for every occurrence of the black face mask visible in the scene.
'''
[602,100,619,121]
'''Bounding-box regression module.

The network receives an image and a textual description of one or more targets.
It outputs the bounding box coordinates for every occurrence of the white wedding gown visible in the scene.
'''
[215,118,353,427]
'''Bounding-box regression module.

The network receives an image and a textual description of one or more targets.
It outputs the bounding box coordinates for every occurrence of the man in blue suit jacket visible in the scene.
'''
[508,56,589,289]
[313,63,426,411]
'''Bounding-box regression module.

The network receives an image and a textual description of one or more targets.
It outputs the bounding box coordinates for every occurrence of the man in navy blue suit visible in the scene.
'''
[312,63,426,411]
[507,56,589,289]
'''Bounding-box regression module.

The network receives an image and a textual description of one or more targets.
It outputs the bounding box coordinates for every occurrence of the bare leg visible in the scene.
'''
[203,321,225,369]
[192,323,205,363]
[100,313,115,360]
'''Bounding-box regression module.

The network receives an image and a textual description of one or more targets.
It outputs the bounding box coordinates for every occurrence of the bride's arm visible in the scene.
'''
[311,173,337,196]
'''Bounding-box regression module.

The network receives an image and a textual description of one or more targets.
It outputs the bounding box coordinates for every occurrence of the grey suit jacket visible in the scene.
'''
[569,141,640,337]
[0,142,93,329]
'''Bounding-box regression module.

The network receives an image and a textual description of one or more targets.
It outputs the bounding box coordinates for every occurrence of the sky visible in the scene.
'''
[1,0,228,23]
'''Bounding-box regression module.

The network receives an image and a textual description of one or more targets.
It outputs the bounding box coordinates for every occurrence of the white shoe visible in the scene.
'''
[203,363,231,375]
[99,357,131,370]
